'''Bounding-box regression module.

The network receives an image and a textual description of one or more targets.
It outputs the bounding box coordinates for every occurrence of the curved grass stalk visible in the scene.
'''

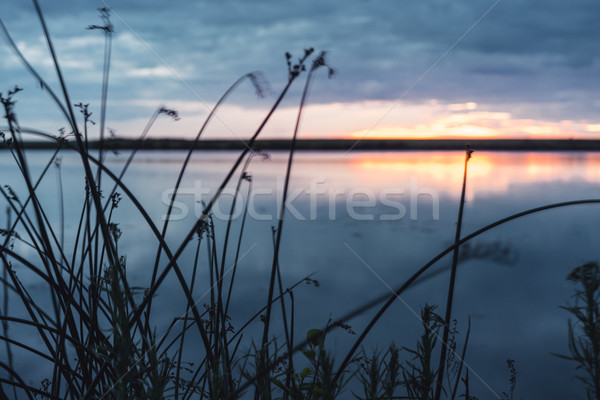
[1,92,64,325]
[179,273,317,400]
[7,6,143,367]
[1,8,322,398]
[224,169,255,317]
[229,199,600,399]
[174,231,204,400]
[54,157,65,249]
[0,332,84,379]
[0,144,104,385]
[0,179,72,275]
[0,246,56,326]
[332,198,600,384]
[213,153,266,394]
[253,53,334,398]
[0,105,89,393]
[145,72,266,325]
[88,7,113,174]
[0,21,70,127]
[0,251,70,386]
[2,129,212,397]
[0,244,114,340]
[0,141,64,256]
[228,273,317,345]
[1,210,16,400]
[0,252,115,347]
[12,130,204,335]
[272,227,294,394]
[219,154,258,323]
[0,361,38,400]
[29,0,119,270]
[100,105,177,216]
[108,53,313,384]
[261,50,332,351]
[88,8,113,288]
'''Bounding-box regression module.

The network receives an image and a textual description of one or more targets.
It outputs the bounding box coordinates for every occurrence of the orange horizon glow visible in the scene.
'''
[298,101,600,141]
[289,151,600,202]
[110,99,600,141]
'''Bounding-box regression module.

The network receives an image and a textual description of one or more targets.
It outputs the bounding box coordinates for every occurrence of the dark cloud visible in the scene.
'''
[1,0,598,129]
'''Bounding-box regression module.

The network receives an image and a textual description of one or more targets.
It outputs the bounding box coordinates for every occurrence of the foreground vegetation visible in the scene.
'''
[0,2,599,399]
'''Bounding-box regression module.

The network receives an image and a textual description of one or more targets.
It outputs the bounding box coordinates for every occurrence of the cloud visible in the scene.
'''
[1,0,598,136]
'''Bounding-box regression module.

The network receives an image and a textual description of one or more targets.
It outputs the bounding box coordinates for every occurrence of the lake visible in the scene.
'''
[3,148,600,398]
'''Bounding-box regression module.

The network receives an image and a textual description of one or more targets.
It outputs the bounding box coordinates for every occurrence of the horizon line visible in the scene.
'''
[4,138,600,152]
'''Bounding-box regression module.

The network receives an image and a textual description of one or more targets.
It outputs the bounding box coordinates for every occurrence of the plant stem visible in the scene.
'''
[450,316,471,400]
[434,145,472,400]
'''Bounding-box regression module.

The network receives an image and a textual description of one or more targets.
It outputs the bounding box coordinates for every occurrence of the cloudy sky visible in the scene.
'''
[1,0,599,140]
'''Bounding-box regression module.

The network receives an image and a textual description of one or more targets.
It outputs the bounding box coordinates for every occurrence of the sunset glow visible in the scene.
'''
[107,100,600,141]
[308,151,600,201]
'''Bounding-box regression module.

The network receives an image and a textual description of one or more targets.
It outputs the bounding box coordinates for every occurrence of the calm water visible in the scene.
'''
[3,149,600,398]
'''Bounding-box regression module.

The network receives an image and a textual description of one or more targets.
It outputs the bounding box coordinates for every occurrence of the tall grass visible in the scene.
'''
[1,2,600,400]
[0,3,338,398]
[556,262,600,400]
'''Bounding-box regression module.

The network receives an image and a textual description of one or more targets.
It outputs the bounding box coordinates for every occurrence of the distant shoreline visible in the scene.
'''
[4,138,600,151]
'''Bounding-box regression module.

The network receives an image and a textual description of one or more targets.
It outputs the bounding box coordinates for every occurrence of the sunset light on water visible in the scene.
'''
[266,151,600,205]
[2,1,600,399]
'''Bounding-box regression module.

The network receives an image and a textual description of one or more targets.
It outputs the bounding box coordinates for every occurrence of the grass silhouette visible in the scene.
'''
[1,2,600,399]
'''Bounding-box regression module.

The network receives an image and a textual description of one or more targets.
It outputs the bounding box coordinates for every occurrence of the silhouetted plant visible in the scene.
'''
[500,359,518,400]
[0,1,326,396]
[4,2,600,400]
[354,344,401,400]
[435,145,472,400]
[557,261,600,400]
[271,328,350,400]
[401,304,444,400]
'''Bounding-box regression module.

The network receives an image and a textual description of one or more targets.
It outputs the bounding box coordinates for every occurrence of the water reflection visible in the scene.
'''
[3,149,600,398]
[125,150,600,399]
[104,149,600,398]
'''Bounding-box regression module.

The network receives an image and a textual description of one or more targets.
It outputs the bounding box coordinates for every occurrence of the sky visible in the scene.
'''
[1,0,600,140]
